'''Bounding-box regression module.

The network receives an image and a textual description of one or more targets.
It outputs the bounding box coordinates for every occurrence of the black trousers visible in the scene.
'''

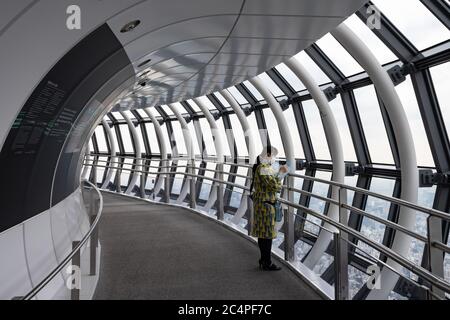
[258,238,273,265]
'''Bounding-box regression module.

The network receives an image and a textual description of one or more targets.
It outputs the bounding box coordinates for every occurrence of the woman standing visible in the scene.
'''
[251,146,288,271]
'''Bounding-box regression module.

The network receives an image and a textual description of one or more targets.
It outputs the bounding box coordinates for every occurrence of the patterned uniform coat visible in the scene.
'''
[251,163,283,239]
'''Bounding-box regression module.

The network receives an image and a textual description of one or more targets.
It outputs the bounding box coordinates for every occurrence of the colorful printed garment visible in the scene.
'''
[251,163,283,239]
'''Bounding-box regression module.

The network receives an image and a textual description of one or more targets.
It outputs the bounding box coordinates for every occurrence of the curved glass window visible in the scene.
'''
[284,106,304,159]
[94,126,108,153]
[357,177,396,259]
[228,114,248,157]
[170,102,188,115]
[213,92,230,108]
[302,100,331,160]
[262,109,285,158]
[159,105,174,116]
[186,99,201,113]
[372,0,450,51]
[304,171,332,235]
[145,122,160,154]
[199,118,216,155]
[275,63,305,92]
[354,85,394,164]
[343,14,397,65]
[430,62,450,140]
[135,109,149,120]
[112,112,124,121]
[118,124,134,153]
[258,73,285,98]
[227,87,248,105]
[330,95,357,162]
[396,76,434,167]
[316,34,364,77]
[196,96,217,110]
[134,125,146,155]
[247,113,264,155]
[293,51,331,86]
[243,81,264,102]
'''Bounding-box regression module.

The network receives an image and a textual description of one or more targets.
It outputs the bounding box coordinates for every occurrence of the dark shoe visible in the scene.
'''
[262,263,281,271]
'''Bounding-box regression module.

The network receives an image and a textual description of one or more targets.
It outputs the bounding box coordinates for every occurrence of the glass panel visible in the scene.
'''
[216,117,231,156]
[159,105,174,116]
[343,14,397,65]
[119,124,134,153]
[258,73,285,98]
[430,62,450,140]
[357,177,396,259]
[199,118,216,155]
[145,122,160,154]
[111,112,124,121]
[171,121,187,155]
[123,110,136,120]
[293,51,331,86]
[275,63,305,92]
[196,96,217,110]
[228,114,248,157]
[302,100,331,160]
[172,160,186,195]
[170,102,188,115]
[373,0,450,51]
[354,85,394,164]
[284,106,304,159]
[121,158,133,187]
[304,171,332,235]
[227,87,248,105]
[330,95,357,162]
[135,109,148,119]
[243,81,264,102]
[94,126,108,153]
[247,112,264,155]
[187,121,201,156]
[214,92,230,108]
[262,109,285,158]
[316,34,364,76]
[186,99,201,112]
[396,76,434,167]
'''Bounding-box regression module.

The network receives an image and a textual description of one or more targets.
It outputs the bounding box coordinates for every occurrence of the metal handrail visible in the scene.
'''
[21,180,103,300]
[82,156,450,295]
[287,172,450,221]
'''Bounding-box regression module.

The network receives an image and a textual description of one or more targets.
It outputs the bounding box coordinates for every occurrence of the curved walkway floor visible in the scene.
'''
[94,193,322,300]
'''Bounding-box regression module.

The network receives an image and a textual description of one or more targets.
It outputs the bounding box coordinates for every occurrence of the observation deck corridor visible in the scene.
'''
[93,193,321,300]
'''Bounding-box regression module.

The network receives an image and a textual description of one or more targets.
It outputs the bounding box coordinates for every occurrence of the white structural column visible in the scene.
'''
[143,107,168,199]
[101,119,118,189]
[249,77,296,261]
[220,89,257,227]
[120,111,142,195]
[193,97,225,219]
[169,104,196,208]
[220,90,257,164]
[332,23,419,299]
[285,59,346,269]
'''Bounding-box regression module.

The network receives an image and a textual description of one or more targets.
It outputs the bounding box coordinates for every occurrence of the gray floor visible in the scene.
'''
[94,192,322,300]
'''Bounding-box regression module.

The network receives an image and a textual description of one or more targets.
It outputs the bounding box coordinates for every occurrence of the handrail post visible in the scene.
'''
[217,163,224,221]
[189,159,197,209]
[284,177,295,262]
[90,198,99,276]
[426,215,445,299]
[336,187,349,300]
[71,241,81,301]
[140,163,146,199]
[164,159,170,203]
[115,162,122,193]
[91,159,97,186]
